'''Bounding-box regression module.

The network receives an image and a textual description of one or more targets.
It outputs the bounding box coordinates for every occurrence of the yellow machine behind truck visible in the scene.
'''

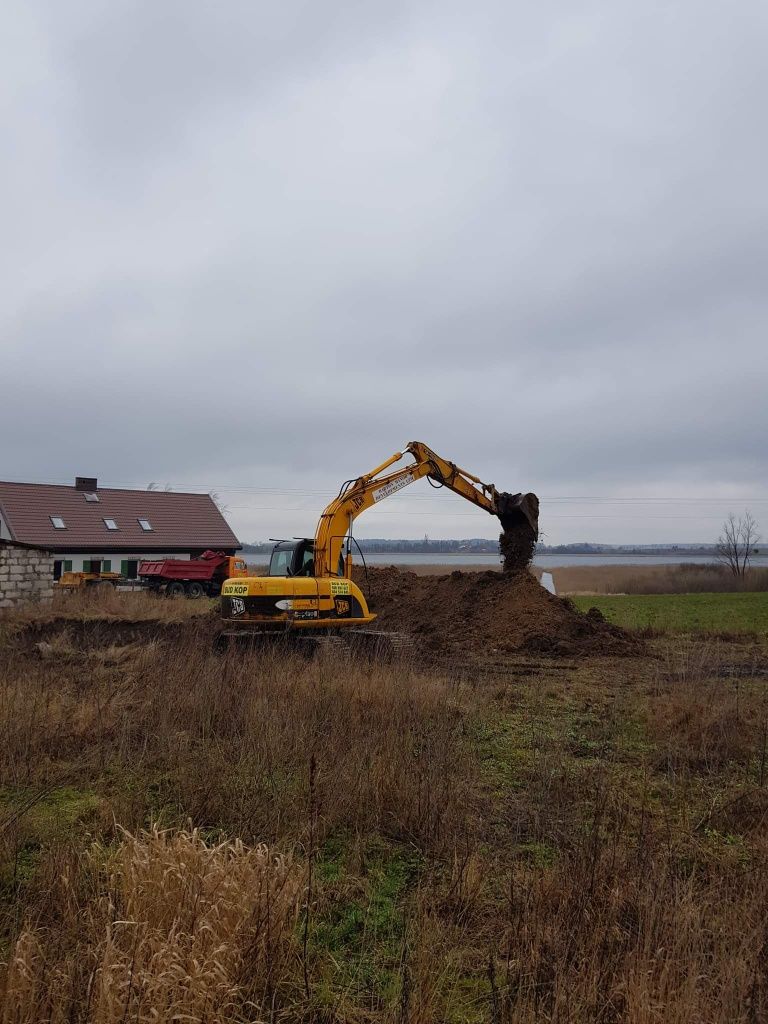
[57,570,122,589]
[219,441,538,650]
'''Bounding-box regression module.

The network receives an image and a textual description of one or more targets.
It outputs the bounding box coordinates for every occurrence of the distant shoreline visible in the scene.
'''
[241,548,757,559]
[245,553,768,573]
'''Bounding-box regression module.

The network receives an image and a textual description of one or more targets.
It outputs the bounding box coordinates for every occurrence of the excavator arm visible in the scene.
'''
[313,441,539,578]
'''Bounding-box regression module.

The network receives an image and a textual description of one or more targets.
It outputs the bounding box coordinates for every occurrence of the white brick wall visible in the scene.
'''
[0,543,54,608]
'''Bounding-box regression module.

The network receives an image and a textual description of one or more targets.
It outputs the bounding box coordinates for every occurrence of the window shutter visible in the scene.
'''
[83,560,91,573]
[102,560,112,572]
[64,560,72,572]
[121,560,128,576]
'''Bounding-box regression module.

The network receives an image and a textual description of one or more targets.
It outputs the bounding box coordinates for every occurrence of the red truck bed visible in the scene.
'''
[138,558,223,581]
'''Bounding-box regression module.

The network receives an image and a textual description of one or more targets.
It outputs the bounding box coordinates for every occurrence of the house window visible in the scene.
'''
[84,493,99,502]
[104,518,118,530]
[102,560,112,572]
[138,518,153,531]
[64,560,72,573]
[121,559,138,579]
[50,516,66,529]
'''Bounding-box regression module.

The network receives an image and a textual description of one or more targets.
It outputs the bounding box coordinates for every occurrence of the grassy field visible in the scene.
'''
[0,593,766,1021]
[573,591,768,634]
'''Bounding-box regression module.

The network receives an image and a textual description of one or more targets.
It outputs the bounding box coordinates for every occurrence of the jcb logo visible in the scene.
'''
[334,598,351,616]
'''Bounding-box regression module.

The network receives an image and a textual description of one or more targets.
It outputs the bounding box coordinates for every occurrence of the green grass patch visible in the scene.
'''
[0,785,101,839]
[0,785,101,900]
[573,591,768,634]
[310,838,421,1011]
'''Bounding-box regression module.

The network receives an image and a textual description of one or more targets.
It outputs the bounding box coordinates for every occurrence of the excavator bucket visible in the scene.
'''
[496,492,540,572]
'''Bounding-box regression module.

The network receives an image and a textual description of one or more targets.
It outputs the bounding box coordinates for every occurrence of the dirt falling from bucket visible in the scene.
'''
[499,526,537,573]
[496,492,539,573]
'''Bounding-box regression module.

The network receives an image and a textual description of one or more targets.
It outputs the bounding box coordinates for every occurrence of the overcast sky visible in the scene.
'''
[2,1,767,545]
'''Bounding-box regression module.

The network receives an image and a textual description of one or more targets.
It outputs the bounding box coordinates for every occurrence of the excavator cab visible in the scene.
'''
[268,540,311,577]
[268,540,343,578]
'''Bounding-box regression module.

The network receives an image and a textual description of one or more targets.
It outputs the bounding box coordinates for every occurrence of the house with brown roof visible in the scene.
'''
[0,476,240,581]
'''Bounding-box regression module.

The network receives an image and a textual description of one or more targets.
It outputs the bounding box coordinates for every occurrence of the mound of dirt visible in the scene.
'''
[356,566,643,658]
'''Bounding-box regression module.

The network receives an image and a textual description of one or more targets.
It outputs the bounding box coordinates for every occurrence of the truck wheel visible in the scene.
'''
[166,581,185,598]
[186,581,205,599]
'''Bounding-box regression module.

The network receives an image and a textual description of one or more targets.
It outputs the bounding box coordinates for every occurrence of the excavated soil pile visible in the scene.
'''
[357,566,643,658]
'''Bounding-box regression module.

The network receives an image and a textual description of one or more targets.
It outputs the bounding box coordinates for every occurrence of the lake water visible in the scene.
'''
[356,552,768,568]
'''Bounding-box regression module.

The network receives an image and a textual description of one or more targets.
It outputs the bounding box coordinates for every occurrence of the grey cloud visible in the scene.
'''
[56,0,416,156]
[1,0,767,545]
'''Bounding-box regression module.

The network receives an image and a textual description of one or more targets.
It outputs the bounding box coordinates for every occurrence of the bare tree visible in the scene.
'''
[717,511,761,577]
[148,481,228,512]
[209,489,229,513]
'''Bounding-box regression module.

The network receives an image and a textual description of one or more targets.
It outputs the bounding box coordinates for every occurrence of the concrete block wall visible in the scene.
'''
[0,543,55,608]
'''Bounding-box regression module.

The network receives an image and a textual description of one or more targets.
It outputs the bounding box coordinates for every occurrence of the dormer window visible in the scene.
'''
[84,492,99,502]
[138,518,153,532]
[104,518,118,531]
[50,516,66,529]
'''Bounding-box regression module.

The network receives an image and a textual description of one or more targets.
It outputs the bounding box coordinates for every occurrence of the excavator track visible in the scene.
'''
[213,627,415,660]
[341,629,417,660]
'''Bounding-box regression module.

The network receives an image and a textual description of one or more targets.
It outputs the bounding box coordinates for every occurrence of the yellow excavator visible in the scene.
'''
[218,442,538,649]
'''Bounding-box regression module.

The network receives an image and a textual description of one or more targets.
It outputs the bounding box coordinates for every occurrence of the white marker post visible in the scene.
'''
[540,571,556,595]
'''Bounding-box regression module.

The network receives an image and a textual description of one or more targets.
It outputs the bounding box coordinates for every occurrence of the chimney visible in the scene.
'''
[75,477,98,491]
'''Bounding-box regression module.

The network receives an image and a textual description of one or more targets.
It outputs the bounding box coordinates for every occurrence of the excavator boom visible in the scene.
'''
[313,441,538,578]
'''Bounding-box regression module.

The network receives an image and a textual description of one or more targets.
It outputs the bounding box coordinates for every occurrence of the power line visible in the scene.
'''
[223,503,740,520]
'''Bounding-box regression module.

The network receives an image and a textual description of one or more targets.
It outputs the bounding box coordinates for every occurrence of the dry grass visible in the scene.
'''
[605,563,768,595]
[0,639,475,853]
[548,563,768,595]
[0,607,766,1021]
[0,586,212,630]
[650,640,768,778]
[0,827,300,1023]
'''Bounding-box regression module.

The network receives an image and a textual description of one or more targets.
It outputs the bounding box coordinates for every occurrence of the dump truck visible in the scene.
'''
[217,441,538,650]
[138,550,248,598]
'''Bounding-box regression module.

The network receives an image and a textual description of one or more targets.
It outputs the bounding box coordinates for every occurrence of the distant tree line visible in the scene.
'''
[240,538,760,556]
